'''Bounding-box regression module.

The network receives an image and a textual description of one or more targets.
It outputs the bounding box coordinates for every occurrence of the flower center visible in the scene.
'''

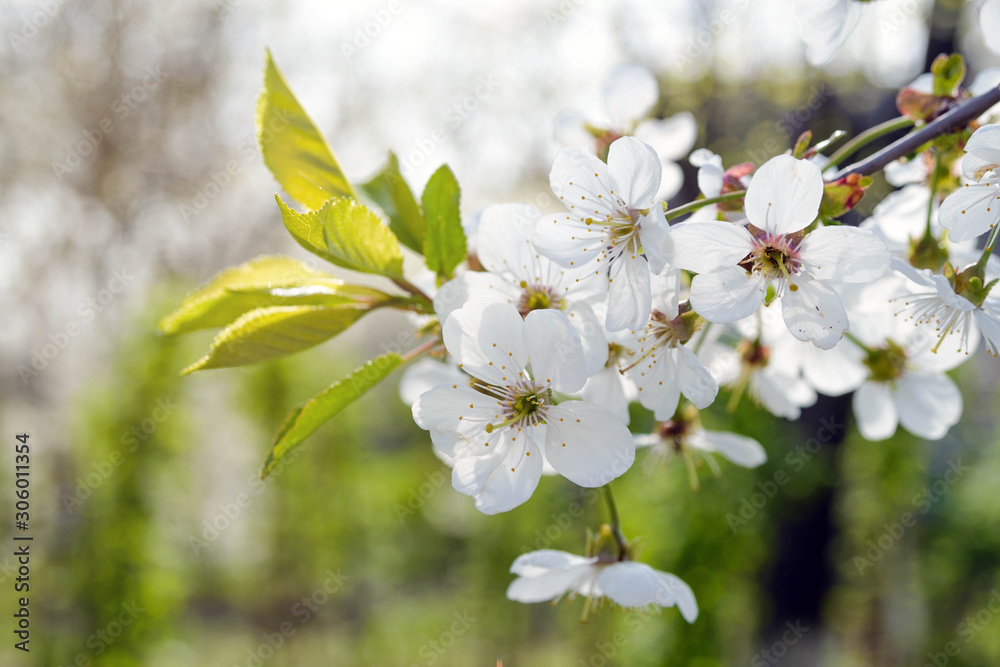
[738,338,771,368]
[740,229,804,286]
[484,381,552,433]
[863,339,908,382]
[516,283,564,316]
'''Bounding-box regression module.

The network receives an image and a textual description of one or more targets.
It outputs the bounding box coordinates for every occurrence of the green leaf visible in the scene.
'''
[277,195,404,278]
[421,165,466,280]
[931,53,965,98]
[158,256,391,335]
[362,152,425,253]
[180,304,368,374]
[257,50,357,210]
[260,352,404,478]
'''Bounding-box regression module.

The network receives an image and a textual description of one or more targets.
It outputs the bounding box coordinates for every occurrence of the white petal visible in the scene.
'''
[596,562,699,621]
[607,137,662,209]
[799,339,867,396]
[795,0,859,66]
[566,302,610,376]
[533,212,606,268]
[507,563,596,603]
[751,370,815,420]
[412,384,496,441]
[523,309,588,393]
[443,301,527,385]
[939,182,1000,242]
[896,372,962,440]
[471,430,544,514]
[853,381,898,441]
[510,549,595,576]
[637,205,672,274]
[606,253,652,332]
[974,305,1000,356]
[629,347,680,420]
[582,368,631,425]
[692,149,724,198]
[780,276,849,349]
[634,112,698,162]
[548,148,618,221]
[434,271,517,324]
[676,345,719,409]
[965,124,1000,168]
[696,431,767,468]
[399,359,463,406]
[744,155,824,235]
[603,64,658,127]
[544,401,635,487]
[689,267,767,323]
[799,226,890,283]
[650,269,680,319]
[475,203,543,278]
[664,220,754,274]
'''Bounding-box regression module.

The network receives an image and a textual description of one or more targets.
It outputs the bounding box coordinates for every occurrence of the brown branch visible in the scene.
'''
[828,86,1000,180]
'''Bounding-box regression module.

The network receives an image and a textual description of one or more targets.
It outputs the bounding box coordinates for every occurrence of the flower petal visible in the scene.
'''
[468,429,543,514]
[603,64,659,127]
[596,562,699,621]
[939,182,1000,242]
[443,301,527,385]
[798,226,890,283]
[434,271,518,324]
[606,253,652,332]
[780,276,849,349]
[676,345,719,409]
[896,372,963,440]
[663,220,754,274]
[523,309,588,393]
[566,302,610,375]
[634,112,698,162]
[412,383,497,442]
[475,203,543,278]
[744,155,824,235]
[637,205,673,274]
[510,549,595,576]
[607,137,662,209]
[533,212,606,269]
[549,148,618,222]
[582,367,631,425]
[689,267,767,323]
[544,401,635,487]
[507,563,596,603]
[695,430,767,467]
[852,381,899,441]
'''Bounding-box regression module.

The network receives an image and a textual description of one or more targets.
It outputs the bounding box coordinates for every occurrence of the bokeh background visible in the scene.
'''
[2,0,1000,664]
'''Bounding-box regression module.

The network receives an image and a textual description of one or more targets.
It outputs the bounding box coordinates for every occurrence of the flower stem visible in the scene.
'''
[392,278,434,306]
[401,338,441,362]
[824,116,915,170]
[663,190,748,221]
[601,484,628,560]
[926,150,942,236]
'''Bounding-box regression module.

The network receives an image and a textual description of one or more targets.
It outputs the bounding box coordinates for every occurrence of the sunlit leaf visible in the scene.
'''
[277,195,404,278]
[260,352,405,478]
[180,304,369,374]
[159,255,356,334]
[421,164,466,280]
[257,50,356,209]
[362,152,425,253]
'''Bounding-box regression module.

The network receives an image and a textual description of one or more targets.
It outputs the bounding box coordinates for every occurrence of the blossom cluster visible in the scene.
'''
[403,63,1000,619]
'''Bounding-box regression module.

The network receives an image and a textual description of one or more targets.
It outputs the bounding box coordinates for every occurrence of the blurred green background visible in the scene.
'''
[2,0,1000,665]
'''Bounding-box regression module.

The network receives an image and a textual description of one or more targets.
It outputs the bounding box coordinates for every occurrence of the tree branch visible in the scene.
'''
[828,86,1000,180]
